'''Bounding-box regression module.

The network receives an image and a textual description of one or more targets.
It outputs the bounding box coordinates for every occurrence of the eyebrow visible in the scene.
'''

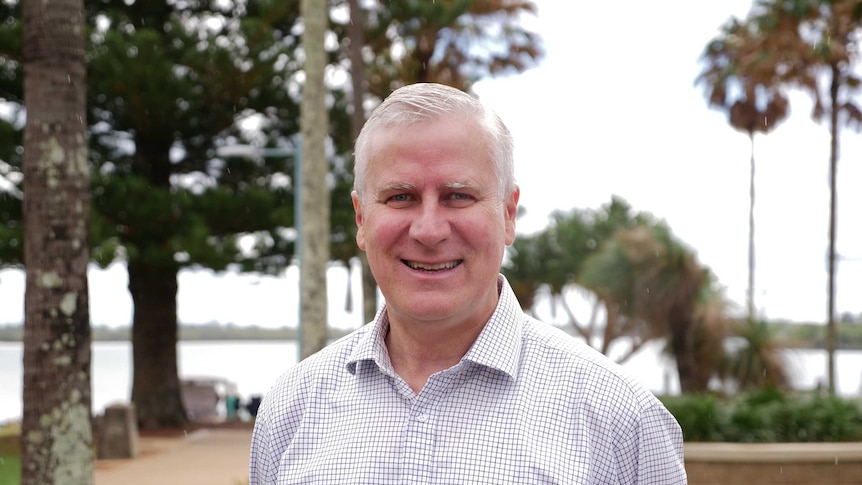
[443,181,473,190]
[378,182,416,194]
[377,180,476,193]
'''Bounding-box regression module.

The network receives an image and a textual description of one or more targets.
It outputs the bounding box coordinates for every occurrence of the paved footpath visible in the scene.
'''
[94,425,253,485]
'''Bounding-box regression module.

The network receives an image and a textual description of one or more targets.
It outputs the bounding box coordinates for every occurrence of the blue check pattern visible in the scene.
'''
[250,275,688,484]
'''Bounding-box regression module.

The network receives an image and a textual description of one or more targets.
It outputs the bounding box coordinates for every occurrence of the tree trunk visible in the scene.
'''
[21,0,94,483]
[124,110,185,428]
[670,321,702,393]
[668,284,708,393]
[299,0,330,359]
[347,0,379,325]
[826,63,840,395]
[128,259,187,428]
[747,131,756,323]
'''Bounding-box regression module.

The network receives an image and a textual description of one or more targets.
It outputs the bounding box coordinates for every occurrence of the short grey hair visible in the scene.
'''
[353,83,515,203]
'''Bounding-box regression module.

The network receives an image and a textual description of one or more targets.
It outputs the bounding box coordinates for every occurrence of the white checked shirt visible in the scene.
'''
[250,276,688,484]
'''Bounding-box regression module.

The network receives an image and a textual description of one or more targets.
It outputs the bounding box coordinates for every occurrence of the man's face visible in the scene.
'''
[352,115,519,329]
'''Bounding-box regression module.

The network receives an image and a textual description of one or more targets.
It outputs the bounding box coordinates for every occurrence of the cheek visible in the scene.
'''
[358,213,406,249]
[476,206,514,242]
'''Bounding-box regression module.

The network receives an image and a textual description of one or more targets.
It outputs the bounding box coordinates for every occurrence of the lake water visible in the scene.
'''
[1,339,861,423]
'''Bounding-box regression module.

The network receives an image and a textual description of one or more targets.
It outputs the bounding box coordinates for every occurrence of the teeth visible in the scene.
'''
[406,260,460,271]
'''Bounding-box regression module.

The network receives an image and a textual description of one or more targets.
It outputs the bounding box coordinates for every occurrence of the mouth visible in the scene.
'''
[402,259,463,272]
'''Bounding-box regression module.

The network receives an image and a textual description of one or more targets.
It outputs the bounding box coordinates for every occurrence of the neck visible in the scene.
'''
[385,316,486,394]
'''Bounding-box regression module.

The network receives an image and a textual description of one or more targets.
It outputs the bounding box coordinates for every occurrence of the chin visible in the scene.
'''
[397,298,462,322]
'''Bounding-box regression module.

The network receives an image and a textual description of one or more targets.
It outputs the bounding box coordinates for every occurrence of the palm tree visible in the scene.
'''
[505,231,550,314]
[503,198,733,391]
[725,319,789,391]
[503,197,648,354]
[340,0,545,325]
[299,0,330,358]
[363,0,542,96]
[21,0,93,483]
[741,0,862,394]
[697,16,789,324]
[579,224,719,392]
[2,0,547,429]
[345,0,378,326]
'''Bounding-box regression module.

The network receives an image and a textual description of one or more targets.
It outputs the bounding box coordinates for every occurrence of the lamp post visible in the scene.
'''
[213,0,330,362]
[215,145,302,249]
[216,142,320,359]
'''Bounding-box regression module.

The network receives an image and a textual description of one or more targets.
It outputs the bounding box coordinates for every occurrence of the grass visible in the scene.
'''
[0,422,20,485]
[0,455,20,485]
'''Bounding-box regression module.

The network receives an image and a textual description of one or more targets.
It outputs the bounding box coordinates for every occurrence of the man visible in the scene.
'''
[249,83,688,484]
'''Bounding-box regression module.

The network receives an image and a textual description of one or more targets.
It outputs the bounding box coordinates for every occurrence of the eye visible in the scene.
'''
[386,193,415,207]
[445,192,475,207]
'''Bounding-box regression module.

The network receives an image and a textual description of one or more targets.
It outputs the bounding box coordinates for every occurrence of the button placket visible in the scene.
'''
[399,371,459,484]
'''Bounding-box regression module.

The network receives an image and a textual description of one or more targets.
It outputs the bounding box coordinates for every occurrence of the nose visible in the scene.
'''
[408,201,451,246]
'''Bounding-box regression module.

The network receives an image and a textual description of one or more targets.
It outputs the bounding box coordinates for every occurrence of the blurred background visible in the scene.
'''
[0,0,861,462]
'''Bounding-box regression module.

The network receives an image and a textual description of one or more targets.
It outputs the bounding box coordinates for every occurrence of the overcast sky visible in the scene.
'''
[475,0,862,325]
[0,0,860,328]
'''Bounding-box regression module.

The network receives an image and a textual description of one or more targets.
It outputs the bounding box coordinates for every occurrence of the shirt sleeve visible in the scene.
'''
[249,397,277,485]
[635,401,689,484]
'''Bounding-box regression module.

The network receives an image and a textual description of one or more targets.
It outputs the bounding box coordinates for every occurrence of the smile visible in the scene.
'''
[403,260,463,271]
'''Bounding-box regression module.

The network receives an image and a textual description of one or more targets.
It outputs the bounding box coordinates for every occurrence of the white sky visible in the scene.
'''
[0,0,860,328]
[476,0,862,324]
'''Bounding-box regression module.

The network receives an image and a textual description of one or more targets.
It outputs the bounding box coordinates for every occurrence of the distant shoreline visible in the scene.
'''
[0,323,355,342]
[2,321,861,349]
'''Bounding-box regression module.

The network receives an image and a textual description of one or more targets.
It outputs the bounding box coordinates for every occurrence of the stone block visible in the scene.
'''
[97,402,140,460]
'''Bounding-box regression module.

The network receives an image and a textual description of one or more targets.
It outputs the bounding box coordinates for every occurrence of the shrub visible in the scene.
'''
[661,393,728,442]
[662,389,862,442]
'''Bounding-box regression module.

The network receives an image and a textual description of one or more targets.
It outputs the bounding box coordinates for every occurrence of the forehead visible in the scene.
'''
[366,116,490,167]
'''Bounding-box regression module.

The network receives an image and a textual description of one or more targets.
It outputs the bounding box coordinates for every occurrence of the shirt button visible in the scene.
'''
[417,413,428,423]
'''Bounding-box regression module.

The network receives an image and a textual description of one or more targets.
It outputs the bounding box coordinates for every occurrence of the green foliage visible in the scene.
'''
[504,196,646,306]
[0,0,543,275]
[723,387,787,442]
[699,0,862,394]
[662,393,728,442]
[0,188,21,265]
[0,114,22,266]
[504,196,729,392]
[0,1,318,274]
[725,320,790,390]
[0,2,21,106]
[0,0,543,427]
[363,0,542,94]
[662,390,862,442]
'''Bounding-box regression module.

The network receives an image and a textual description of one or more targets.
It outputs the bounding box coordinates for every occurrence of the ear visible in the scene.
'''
[352,191,366,250]
[504,185,520,246]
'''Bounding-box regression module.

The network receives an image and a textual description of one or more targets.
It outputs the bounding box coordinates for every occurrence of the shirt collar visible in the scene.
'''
[346,308,393,375]
[347,274,524,380]
[461,275,523,379]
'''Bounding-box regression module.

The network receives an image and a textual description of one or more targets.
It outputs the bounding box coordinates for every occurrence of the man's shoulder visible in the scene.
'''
[271,325,370,390]
[305,324,370,365]
[519,318,655,403]
[520,318,600,361]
